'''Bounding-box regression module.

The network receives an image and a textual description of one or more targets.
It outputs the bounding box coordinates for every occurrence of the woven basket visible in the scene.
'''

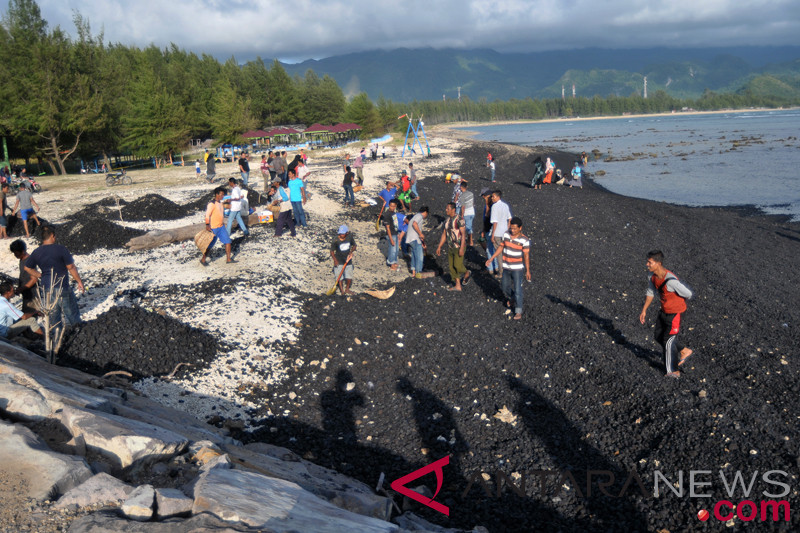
[194,230,214,253]
[365,286,396,300]
[353,185,363,192]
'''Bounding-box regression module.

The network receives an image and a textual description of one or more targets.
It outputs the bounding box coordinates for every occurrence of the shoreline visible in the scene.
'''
[433,112,800,225]
[434,106,798,135]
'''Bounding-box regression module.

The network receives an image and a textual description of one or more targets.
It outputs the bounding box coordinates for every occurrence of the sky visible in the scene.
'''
[30,0,800,63]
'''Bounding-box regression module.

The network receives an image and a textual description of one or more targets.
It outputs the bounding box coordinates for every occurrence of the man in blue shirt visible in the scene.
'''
[287,168,307,228]
[24,225,84,328]
[0,281,42,339]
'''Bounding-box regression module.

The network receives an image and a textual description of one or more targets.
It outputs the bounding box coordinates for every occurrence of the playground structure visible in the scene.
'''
[399,114,430,158]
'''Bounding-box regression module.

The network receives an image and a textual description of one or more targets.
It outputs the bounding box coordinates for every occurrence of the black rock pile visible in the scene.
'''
[55,219,146,254]
[59,306,218,379]
[237,142,800,532]
[120,194,191,221]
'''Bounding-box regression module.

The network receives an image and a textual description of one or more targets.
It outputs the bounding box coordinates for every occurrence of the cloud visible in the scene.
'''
[33,0,800,61]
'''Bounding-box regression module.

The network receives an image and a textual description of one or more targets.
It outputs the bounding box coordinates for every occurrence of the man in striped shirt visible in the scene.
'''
[486,216,531,320]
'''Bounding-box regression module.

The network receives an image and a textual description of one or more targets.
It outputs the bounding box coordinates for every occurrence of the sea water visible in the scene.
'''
[462,109,800,220]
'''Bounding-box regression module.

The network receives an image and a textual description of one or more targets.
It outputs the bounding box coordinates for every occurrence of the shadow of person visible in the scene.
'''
[396,377,469,471]
[545,294,662,373]
[320,369,364,445]
[507,376,648,531]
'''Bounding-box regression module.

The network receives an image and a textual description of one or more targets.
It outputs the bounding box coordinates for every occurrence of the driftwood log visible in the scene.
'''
[125,213,263,251]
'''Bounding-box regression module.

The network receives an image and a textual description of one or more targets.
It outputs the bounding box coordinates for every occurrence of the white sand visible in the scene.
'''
[0,135,464,425]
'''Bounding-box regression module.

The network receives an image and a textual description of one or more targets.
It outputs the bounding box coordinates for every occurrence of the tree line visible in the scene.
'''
[1,0,794,176]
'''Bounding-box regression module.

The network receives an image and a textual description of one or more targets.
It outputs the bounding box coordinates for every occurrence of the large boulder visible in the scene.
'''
[192,467,398,532]
[234,442,393,520]
[122,484,155,521]
[57,406,188,470]
[55,472,134,508]
[155,488,193,519]
[0,419,92,501]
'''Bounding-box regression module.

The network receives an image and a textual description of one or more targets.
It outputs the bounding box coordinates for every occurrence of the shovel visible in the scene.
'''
[326,256,352,296]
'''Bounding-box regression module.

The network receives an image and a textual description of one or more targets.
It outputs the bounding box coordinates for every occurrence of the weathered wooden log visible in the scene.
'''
[125,213,263,251]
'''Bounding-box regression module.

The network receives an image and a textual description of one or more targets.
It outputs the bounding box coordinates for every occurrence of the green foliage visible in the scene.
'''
[120,65,190,157]
[208,78,256,145]
[344,93,381,137]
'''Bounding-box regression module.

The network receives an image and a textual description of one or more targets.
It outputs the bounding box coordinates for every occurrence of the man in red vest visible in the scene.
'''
[639,250,694,378]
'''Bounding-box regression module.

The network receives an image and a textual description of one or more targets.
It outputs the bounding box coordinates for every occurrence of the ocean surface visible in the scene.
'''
[461,109,800,220]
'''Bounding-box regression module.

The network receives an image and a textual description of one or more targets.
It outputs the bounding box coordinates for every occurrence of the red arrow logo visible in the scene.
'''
[390,456,450,516]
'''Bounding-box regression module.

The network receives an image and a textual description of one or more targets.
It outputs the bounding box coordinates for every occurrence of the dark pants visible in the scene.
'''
[655,311,685,374]
[502,269,524,315]
[274,210,295,236]
[343,185,355,206]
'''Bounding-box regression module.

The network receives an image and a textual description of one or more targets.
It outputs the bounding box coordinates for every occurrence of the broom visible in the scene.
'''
[326,256,352,296]
[375,201,386,231]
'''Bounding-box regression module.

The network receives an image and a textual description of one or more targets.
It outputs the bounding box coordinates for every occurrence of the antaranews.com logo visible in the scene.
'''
[391,456,792,524]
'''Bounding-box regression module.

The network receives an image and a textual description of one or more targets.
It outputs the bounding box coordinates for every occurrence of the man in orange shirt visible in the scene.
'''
[639,250,694,378]
[201,187,233,265]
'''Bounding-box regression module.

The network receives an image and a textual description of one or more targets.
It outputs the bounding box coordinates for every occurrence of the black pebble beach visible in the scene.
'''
[232,140,800,532]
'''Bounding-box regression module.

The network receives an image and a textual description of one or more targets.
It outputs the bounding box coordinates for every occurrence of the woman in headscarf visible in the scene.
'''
[543,157,555,185]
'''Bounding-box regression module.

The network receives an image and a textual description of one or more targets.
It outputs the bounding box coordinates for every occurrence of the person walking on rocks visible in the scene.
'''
[12,182,41,237]
[488,157,496,182]
[382,199,402,271]
[205,152,217,183]
[330,225,356,295]
[352,153,364,185]
[10,239,35,314]
[260,154,270,192]
[272,181,296,238]
[24,225,84,327]
[0,281,42,339]
[201,187,233,265]
[490,190,512,277]
[288,168,308,228]
[405,206,428,278]
[639,250,694,378]
[238,152,250,188]
[226,178,250,237]
[486,217,531,320]
[0,182,9,239]
[436,202,469,291]
[458,181,475,246]
[342,166,355,207]
[408,162,419,199]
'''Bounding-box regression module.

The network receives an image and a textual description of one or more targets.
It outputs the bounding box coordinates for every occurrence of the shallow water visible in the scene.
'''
[462,109,800,220]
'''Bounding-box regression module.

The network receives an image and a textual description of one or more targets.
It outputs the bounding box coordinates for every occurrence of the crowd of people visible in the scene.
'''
[196,143,692,378]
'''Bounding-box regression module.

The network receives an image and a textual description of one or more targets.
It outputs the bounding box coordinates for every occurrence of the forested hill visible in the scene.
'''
[282,46,800,103]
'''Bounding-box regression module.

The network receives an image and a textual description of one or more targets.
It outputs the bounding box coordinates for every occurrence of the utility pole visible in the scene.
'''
[643,76,648,99]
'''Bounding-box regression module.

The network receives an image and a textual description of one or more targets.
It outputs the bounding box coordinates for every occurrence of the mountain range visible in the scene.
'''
[281,46,800,103]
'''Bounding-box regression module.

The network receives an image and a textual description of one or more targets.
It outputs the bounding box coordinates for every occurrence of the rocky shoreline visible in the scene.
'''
[236,140,800,531]
[1,134,798,532]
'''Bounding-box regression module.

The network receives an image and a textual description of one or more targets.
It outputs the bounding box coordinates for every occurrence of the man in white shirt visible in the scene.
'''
[0,281,42,339]
[490,190,511,276]
[226,178,250,237]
